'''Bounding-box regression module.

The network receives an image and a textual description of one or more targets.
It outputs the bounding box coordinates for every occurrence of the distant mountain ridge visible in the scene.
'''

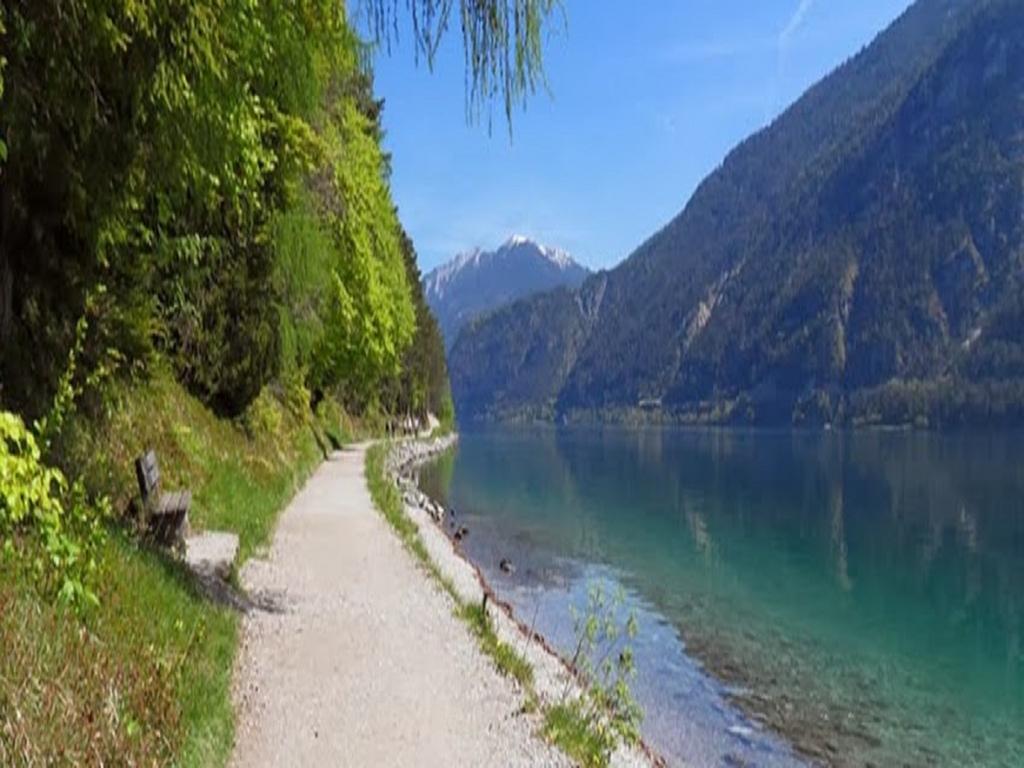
[450,0,1024,428]
[422,236,590,349]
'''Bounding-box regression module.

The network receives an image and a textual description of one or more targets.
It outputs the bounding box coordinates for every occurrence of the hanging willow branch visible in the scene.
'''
[360,0,562,127]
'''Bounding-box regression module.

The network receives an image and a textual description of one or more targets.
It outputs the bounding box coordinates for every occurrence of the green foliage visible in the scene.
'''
[544,583,642,767]
[362,0,562,126]
[0,412,107,609]
[436,390,456,432]
[0,0,455,754]
[243,388,286,442]
[310,100,416,407]
[458,601,534,689]
[0,371,329,765]
[0,0,446,423]
[543,701,610,768]
[0,295,123,611]
[272,198,336,378]
[382,230,452,420]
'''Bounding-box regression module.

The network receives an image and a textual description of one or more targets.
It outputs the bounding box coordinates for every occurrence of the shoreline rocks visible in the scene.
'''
[386,433,459,525]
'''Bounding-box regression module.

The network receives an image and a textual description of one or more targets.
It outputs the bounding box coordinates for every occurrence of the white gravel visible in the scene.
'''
[231,442,569,768]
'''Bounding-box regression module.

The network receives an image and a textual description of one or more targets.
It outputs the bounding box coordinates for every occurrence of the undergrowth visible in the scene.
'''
[1,370,336,766]
[543,701,610,768]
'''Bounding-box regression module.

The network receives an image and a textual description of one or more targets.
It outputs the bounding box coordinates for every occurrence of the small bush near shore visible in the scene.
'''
[543,701,610,768]
[545,584,643,768]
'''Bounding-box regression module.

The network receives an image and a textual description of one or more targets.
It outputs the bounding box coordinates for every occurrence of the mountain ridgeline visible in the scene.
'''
[450,0,1024,428]
[423,236,589,349]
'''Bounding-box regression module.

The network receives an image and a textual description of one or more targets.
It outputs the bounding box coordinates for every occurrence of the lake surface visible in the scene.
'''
[419,426,1024,768]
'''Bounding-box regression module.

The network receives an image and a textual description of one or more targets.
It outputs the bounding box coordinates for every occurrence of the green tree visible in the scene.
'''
[361,0,562,125]
[382,230,451,418]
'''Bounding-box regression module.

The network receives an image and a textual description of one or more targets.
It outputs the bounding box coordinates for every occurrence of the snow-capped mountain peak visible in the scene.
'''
[423,235,590,348]
[502,235,575,269]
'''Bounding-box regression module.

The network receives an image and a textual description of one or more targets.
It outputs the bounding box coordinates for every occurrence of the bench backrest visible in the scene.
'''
[135,450,161,501]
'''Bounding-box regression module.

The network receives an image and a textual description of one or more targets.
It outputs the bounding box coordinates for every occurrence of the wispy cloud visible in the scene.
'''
[778,0,818,51]
[767,0,818,121]
[661,35,775,65]
[663,39,753,64]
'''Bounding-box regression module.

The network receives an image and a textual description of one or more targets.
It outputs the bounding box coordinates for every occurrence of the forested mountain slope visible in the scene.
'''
[451,0,1024,427]
[423,236,589,348]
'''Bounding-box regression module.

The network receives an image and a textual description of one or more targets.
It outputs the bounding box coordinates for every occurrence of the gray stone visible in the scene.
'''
[186,531,240,581]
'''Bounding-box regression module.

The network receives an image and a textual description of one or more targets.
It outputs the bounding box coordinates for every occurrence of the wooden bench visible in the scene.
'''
[134,450,191,547]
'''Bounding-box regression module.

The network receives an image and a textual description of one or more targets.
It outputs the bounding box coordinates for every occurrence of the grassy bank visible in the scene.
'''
[0,371,351,766]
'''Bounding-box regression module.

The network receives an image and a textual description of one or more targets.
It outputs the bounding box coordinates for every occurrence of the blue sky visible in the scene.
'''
[361,0,914,272]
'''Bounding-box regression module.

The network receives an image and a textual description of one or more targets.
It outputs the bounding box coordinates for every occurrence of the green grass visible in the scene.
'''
[0,528,238,767]
[458,602,534,689]
[543,701,610,768]
[365,442,453,593]
[365,443,428,558]
[2,370,334,767]
[59,372,328,561]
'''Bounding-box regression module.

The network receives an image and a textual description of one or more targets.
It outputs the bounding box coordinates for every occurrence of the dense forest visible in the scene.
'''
[0,0,451,424]
[0,1,557,763]
[0,0,460,613]
[450,0,1024,429]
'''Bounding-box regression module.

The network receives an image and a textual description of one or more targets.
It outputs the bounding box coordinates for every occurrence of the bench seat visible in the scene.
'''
[156,490,192,516]
[135,450,191,548]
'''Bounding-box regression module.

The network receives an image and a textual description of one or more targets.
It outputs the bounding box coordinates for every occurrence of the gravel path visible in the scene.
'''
[231,443,567,768]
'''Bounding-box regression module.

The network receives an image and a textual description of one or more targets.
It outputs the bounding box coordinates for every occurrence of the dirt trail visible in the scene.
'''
[231,443,565,767]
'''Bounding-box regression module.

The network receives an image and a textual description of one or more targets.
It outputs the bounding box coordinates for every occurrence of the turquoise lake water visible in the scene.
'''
[419,426,1024,768]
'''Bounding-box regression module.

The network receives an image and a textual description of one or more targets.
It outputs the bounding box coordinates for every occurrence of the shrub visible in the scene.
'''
[0,411,108,608]
[243,388,286,441]
[545,583,643,767]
